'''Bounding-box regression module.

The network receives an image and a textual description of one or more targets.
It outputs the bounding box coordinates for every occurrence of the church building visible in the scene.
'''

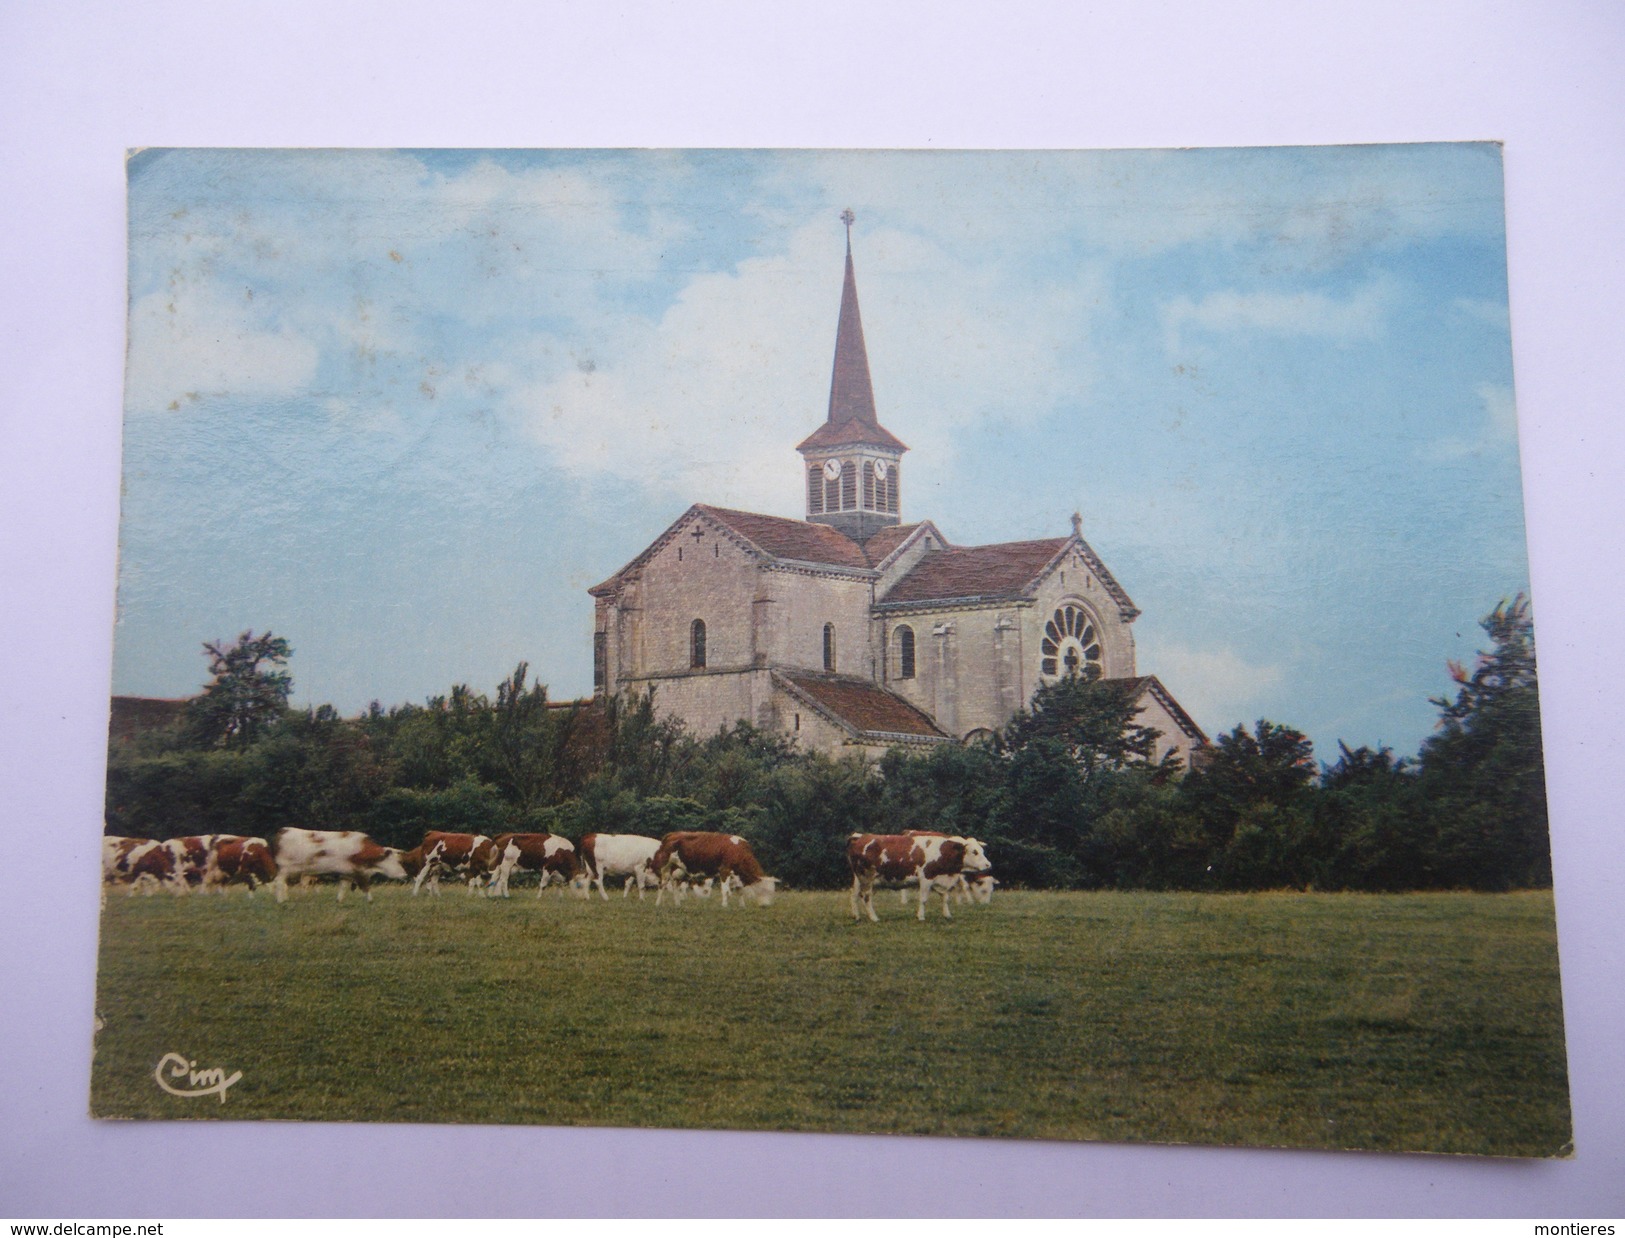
[589,218,1207,766]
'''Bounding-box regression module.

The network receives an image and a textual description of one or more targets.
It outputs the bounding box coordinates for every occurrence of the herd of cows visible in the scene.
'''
[100,827,998,921]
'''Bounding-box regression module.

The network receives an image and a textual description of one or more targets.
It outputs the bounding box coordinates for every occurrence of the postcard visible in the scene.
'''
[95,146,1568,1156]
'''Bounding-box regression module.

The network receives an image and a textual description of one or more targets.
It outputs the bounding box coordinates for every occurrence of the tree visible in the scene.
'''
[1001,673,1166,776]
[487,662,584,814]
[1180,719,1317,888]
[185,630,292,748]
[1417,594,1550,888]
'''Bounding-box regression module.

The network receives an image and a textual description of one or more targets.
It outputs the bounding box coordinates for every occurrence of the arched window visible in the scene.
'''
[823,623,836,671]
[1040,604,1102,680]
[690,619,707,669]
[839,459,857,510]
[807,465,824,515]
[892,624,915,679]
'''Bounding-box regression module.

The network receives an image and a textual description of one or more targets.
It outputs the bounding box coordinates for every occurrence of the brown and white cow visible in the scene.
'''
[896,830,995,907]
[487,833,585,898]
[271,828,407,903]
[402,831,502,896]
[651,832,777,908]
[203,836,277,895]
[578,832,661,901]
[119,838,187,895]
[963,871,998,904]
[102,836,152,887]
[847,832,989,921]
[165,834,225,889]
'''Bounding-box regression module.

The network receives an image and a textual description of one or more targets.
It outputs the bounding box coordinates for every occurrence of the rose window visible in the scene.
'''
[1041,605,1102,679]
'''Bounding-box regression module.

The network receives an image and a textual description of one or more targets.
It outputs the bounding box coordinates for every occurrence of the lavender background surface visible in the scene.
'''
[2,0,1621,1218]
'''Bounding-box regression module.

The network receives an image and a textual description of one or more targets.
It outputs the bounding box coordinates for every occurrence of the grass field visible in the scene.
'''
[90,885,1572,1155]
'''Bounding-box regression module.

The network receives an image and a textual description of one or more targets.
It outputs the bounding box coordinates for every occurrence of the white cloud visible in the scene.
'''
[1160,282,1390,353]
[1145,641,1286,734]
[1425,381,1519,460]
[1476,381,1518,440]
[503,220,1100,511]
[1453,296,1511,332]
[125,284,320,413]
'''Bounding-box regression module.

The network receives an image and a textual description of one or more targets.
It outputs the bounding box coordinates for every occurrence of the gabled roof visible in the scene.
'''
[588,504,876,595]
[775,671,950,742]
[860,521,928,568]
[875,533,1140,619]
[878,537,1071,606]
[700,505,873,570]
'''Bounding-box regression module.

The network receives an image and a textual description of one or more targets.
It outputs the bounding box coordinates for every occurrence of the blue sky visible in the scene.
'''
[115,145,1529,761]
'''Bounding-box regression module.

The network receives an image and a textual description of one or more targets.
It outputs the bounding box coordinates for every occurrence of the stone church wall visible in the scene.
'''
[761,567,876,677]
[873,545,1141,741]
[631,667,772,739]
[879,606,1026,740]
[1025,548,1139,688]
[630,522,764,677]
[1133,690,1202,768]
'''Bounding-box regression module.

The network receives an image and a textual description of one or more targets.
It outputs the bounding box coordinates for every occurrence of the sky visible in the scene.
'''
[115,145,1530,761]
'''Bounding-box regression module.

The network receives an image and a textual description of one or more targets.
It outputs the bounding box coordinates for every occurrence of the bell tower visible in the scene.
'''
[797,210,907,543]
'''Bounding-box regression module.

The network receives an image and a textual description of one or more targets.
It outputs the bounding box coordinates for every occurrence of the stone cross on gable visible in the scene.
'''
[690,526,706,543]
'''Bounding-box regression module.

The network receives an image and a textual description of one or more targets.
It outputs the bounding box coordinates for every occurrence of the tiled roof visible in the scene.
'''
[109,695,190,742]
[880,538,1070,605]
[777,671,948,739]
[795,415,909,452]
[860,522,924,566]
[590,505,877,595]
[699,506,872,570]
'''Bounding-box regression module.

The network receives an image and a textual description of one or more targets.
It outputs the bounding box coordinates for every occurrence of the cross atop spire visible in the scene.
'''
[840,207,855,251]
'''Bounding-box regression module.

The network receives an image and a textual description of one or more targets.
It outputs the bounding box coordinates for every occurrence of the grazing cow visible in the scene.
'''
[204,836,277,895]
[650,832,777,908]
[684,873,742,900]
[578,833,662,901]
[896,831,994,906]
[847,832,989,921]
[963,871,998,904]
[271,828,407,903]
[402,832,501,896]
[122,838,184,895]
[102,836,152,886]
[165,835,223,889]
[487,833,585,898]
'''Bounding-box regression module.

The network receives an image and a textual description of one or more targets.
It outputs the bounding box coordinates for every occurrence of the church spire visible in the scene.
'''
[827,208,878,427]
[797,212,905,455]
[798,212,907,541]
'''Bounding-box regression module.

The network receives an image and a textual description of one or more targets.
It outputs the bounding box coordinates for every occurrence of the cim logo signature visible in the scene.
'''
[153,1052,242,1102]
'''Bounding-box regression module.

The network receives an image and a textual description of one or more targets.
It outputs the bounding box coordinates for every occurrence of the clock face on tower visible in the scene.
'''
[873,459,888,480]
[823,458,842,481]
